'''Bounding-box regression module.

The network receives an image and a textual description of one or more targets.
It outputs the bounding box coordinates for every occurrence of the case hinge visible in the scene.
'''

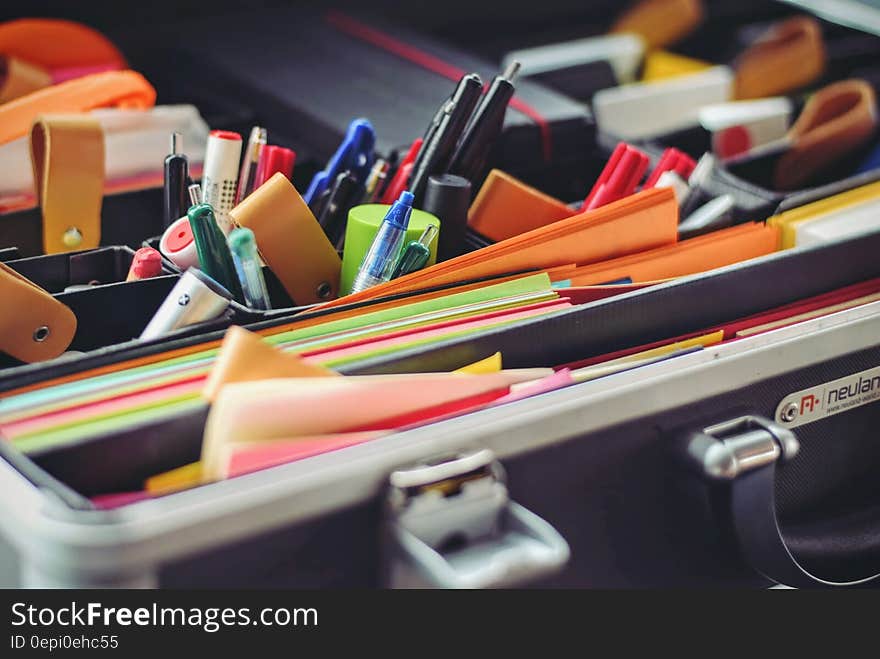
[683,415,800,481]
[384,448,569,588]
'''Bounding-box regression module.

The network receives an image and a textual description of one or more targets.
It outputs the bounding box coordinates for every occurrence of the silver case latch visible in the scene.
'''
[384,448,570,588]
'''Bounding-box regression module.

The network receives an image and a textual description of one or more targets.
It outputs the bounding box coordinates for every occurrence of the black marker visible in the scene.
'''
[409,73,483,204]
[163,132,189,229]
[449,61,520,187]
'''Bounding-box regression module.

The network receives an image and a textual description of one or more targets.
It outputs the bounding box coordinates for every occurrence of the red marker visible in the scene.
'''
[254,145,296,189]
[581,142,649,211]
[644,147,696,188]
[381,138,423,204]
[126,247,164,281]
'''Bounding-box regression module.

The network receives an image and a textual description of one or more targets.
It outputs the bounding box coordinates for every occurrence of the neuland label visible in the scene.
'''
[775,365,880,429]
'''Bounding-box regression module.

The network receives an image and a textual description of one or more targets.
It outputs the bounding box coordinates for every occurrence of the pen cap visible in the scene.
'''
[139,268,232,341]
[340,204,440,295]
[159,215,199,270]
[254,145,295,188]
[422,174,471,261]
[187,203,245,303]
[127,246,163,281]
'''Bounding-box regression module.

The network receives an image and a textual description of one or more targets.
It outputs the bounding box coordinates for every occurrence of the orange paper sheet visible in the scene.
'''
[318,186,678,309]
[563,222,780,286]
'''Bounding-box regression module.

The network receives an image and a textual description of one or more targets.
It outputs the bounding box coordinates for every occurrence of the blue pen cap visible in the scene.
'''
[385,191,414,229]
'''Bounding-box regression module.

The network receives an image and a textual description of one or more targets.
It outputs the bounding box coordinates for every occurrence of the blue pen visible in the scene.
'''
[350,191,414,293]
[304,118,376,206]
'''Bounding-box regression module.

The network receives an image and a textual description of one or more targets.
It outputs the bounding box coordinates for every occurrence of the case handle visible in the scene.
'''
[682,415,880,588]
[384,449,570,588]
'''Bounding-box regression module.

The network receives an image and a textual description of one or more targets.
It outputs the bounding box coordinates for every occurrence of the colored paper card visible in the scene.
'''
[455,352,502,374]
[202,371,554,478]
[203,326,338,402]
[222,432,386,480]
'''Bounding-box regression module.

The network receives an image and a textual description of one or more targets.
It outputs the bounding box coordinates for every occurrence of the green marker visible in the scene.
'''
[391,224,439,279]
[187,203,245,304]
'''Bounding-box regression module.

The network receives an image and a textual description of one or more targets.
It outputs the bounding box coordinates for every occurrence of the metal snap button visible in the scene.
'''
[62,227,83,248]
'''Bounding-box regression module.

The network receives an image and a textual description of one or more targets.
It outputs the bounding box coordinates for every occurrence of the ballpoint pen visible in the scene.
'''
[448,62,520,186]
[318,171,362,249]
[228,227,272,310]
[235,126,267,204]
[187,203,245,303]
[304,118,376,207]
[350,191,414,293]
[201,130,242,234]
[162,132,188,229]
[391,224,438,279]
[139,268,232,341]
[408,73,484,203]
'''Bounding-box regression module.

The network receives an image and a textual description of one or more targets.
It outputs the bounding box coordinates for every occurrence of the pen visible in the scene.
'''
[188,183,202,207]
[644,147,696,188]
[201,130,242,234]
[126,247,164,281]
[253,145,296,189]
[162,132,188,229]
[235,126,267,204]
[350,191,414,293]
[448,62,520,185]
[139,268,232,341]
[228,227,272,310]
[581,142,649,211]
[318,171,362,249]
[408,73,484,203]
[304,118,375,207]
[362,157,389,203]
[187,203,245,303]
[391,224,438,279]
[381,138,422,204]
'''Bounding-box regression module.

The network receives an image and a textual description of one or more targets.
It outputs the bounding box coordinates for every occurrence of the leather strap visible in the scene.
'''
[229,173,342,304]
[0,70,155,146]
[30,114,105,254]
[733,16,825,100]
[610,0,704,50]
[775,79,878,190]
[0,262,76,363]
[0,57,51,103]
[731,460,880,588]
[0,18,126,70]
